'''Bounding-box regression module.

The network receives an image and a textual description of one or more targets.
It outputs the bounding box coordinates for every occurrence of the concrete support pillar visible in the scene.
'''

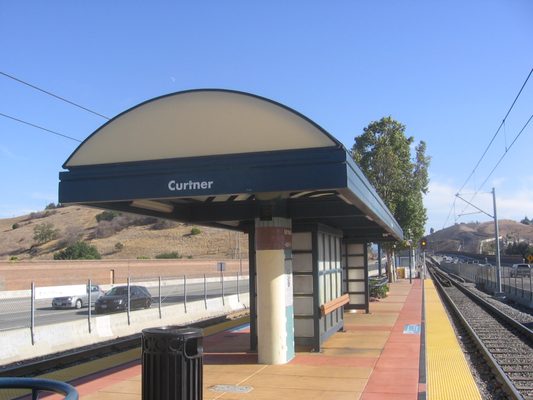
[255,217,295,364]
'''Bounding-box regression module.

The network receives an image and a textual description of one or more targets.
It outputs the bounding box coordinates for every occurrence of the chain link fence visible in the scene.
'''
[440,260,532,306]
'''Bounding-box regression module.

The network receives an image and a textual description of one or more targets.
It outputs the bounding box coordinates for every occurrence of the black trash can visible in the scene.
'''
[142,326,203,400]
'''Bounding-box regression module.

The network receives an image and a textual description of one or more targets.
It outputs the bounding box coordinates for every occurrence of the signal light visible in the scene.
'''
[420,238,427,250]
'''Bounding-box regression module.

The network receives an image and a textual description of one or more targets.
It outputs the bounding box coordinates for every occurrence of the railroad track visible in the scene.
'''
[0,312,244,378]
[429,264,533,400]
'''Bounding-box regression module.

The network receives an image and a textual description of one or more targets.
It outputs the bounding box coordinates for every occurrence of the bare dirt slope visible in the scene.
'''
[0,205,248,261]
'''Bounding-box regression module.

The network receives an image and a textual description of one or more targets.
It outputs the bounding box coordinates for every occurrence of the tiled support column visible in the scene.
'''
[255,217,295,364]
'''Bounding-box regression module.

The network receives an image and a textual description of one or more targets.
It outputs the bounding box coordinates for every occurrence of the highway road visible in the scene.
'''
[0,279,248,331]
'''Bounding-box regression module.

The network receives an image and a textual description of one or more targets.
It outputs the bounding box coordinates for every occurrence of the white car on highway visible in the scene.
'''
[52,284,104,309]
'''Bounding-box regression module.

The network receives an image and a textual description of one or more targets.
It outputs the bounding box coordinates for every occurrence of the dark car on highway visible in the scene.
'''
[94,285,152,314]
[510,264,531,278]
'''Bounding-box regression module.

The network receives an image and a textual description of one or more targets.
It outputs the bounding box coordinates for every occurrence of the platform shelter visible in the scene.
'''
[58,89,403,364]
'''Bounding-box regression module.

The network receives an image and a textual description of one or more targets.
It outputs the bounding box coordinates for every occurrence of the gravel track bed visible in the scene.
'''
[443,284,533,399]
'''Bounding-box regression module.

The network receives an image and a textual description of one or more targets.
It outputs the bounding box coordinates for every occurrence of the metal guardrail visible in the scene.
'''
[369,275,388,288]
[369,275,388,298]
[0,377,78,399]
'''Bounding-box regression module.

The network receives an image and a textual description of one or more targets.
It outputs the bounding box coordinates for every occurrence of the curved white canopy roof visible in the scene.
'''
[60,89,402,241]
[65,89,339,167]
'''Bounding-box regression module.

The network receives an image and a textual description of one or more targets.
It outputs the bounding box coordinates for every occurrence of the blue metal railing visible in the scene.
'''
[0,377,78,400]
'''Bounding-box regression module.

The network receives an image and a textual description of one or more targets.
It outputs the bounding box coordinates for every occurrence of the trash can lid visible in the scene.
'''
[142,326,203,339]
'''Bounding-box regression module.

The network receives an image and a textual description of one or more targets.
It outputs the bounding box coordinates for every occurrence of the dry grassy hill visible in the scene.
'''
[0,205,248,261]
[428,220,533,253]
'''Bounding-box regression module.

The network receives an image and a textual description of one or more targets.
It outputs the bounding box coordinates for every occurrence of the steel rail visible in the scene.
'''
[429,265,525,400]
[0,313,238,378]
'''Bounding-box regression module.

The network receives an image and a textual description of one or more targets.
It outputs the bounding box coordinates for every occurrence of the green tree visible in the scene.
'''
[33,222,59,245]
[352,117,430,277]
[505,241,531,259]
[95,210,121,222]
[54,241,101,260]
[155,251,182,259]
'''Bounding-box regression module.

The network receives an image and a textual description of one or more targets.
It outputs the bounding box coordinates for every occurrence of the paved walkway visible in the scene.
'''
[49,279,425,399]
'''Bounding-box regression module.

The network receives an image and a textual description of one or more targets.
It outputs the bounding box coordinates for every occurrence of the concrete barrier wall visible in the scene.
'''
[0,275,247,300]
[440,263,478,282]
[0,293,249,366]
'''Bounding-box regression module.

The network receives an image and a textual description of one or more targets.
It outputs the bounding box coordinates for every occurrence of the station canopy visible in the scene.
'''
[59,89,403,242]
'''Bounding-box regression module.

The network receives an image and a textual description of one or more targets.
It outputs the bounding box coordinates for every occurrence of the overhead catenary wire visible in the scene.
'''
[477,113,533,191]
[0,71,110,120]
[0,112,82,143]
[457,67,533,195]
[451,67,533,224]
[442,197,456,229]
[454,114,533,222]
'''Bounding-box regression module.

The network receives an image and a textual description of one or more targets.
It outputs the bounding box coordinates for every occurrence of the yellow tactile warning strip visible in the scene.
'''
[425,280,482,400]
[35,315,250,384]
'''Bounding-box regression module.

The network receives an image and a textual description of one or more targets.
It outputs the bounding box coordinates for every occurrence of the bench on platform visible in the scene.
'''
[320,294,350,316]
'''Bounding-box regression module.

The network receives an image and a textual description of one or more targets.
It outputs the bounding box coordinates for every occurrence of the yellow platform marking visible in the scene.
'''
[425,280,481,399]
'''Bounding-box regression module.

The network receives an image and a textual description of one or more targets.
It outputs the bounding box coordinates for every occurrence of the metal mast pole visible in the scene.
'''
[493,187,503,294]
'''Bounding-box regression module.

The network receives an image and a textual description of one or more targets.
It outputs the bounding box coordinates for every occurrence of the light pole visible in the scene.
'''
[407,229,413,284]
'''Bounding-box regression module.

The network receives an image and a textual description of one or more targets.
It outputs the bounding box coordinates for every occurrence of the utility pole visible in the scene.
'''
[492,188,503,295]
[455,187,503,296]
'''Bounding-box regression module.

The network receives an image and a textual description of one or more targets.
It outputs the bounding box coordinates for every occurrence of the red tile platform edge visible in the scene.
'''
[362,279,424,398]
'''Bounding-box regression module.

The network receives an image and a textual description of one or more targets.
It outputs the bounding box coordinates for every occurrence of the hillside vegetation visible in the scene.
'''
[3,205,532,261]
[1,205,248,261]
[428,220,533,253]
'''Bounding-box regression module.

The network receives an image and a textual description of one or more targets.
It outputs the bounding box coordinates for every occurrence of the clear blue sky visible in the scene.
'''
[1,1,532,233]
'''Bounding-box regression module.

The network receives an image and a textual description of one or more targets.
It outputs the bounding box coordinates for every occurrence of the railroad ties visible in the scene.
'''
[429,263,533,399]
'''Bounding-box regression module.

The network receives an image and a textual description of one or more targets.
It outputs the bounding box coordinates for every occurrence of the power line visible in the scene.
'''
[0,112,82,143]
[455,113,533,221]
[477,112,533,191]
[0,71,110,120]
[457,67,533,194]
[442,197,456,229]
[452,67,533,222]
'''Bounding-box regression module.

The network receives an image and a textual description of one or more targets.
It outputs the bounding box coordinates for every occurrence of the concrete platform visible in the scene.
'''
[44,279,426,400]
